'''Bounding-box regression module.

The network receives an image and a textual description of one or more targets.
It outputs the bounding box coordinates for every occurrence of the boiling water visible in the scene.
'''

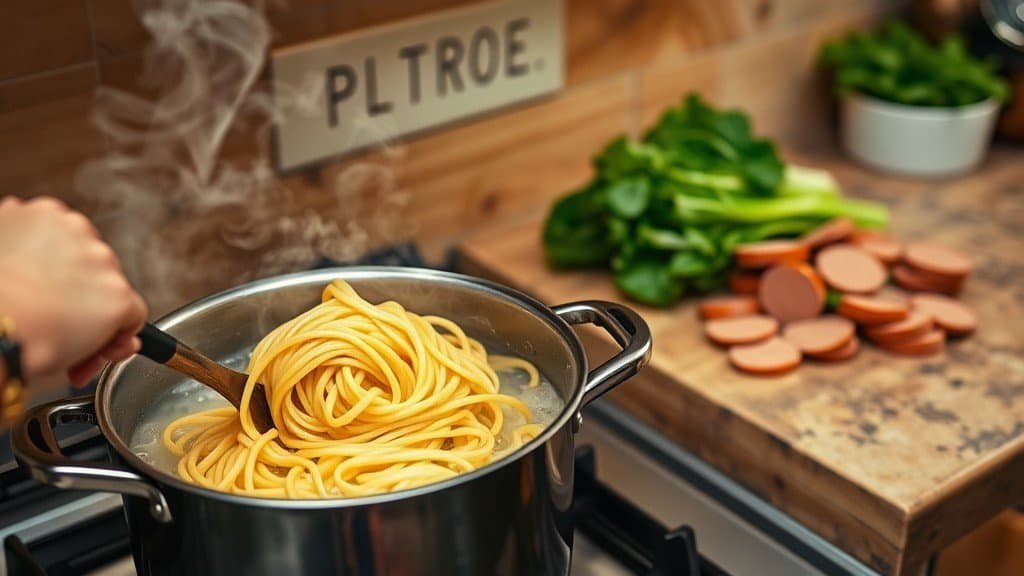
[129,350,565,480]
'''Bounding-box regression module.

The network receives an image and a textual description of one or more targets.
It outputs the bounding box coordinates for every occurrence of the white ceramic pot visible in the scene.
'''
[840,93,1000,178]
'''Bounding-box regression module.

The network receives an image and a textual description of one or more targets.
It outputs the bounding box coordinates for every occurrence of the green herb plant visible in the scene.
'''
[820,20,1009,107]
[542,94,889,307]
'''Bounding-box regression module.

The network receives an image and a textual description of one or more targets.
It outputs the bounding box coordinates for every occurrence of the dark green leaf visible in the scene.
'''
[595,137,664,181]
[668,251,712,278]
[613,257,684,307]
[819,19,1010,106]
[542,186,614,268]
[604,177,651,218]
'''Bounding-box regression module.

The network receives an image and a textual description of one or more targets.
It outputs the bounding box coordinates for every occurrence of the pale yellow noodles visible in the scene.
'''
[161,280,544,498]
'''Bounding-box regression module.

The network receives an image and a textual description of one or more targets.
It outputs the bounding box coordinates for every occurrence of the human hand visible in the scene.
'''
[0,197,148,387]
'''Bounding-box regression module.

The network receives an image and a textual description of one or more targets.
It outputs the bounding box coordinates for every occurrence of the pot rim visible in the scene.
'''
[96,266,588,509]
[842,92,1000,119]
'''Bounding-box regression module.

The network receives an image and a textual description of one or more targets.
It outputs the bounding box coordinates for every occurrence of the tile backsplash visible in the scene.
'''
[0,0,903,312]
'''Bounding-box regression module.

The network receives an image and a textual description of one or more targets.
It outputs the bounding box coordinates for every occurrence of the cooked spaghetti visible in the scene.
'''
[159,280,545,498]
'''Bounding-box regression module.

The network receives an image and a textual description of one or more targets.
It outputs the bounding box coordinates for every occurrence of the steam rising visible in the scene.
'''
[76,0,407,315]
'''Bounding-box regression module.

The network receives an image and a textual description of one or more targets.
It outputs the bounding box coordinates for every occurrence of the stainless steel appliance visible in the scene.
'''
[12,267,651,576]
[0,247,888,576]
[0,400,888,576]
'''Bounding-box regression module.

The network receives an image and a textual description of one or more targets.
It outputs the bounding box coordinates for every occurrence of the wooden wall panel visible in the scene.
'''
[0,64,97,116]
[326,73,634,260]
[636,52,722,132]
[0,0,907,306]
[565,0,743,86]
[0,95,104,202]
[87,0,146,58]
[720,26,818,144]
[0,0,93,81]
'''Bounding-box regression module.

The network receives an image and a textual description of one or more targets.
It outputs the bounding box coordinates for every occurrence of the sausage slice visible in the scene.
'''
[782,315,855,355]
[850,231,902,264]
[892,264,962,295]
[878,329,946,356]
[903,242,972,280]
[698,295,760,320]
[837,294,910,325]
[705,314,779,346]
[910,294,977,336]
[735,240,809,269]
[808,335,860,362]
[864,310,934,344]
[729,270,761,295]
[758,263,826,323]
[728,336,802,376]
[801,217,854,250]
[815,245,888,294]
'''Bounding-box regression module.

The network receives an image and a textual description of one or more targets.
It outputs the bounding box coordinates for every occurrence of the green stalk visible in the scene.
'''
[777,165,841,197]
[674,194,889,228]
[666,167,745,192]
[737,218,824,242]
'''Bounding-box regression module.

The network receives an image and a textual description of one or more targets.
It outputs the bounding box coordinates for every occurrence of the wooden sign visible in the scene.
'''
[271,0,564,171]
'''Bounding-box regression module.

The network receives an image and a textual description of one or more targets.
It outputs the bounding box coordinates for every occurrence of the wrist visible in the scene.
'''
[0,315,25,426]
[0,282,54,380]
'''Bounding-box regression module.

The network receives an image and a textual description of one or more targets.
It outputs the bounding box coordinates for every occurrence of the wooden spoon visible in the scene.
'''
[137,323,274,433]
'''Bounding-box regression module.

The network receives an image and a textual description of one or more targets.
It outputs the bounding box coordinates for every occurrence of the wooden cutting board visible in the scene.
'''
[458,148,1024,576]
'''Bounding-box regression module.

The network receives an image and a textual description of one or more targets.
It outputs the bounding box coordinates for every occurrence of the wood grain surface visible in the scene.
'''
[457,147,1024,575]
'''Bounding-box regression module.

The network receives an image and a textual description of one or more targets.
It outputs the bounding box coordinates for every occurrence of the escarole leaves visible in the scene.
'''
[820,20,1009,107]
[542,93,889,307]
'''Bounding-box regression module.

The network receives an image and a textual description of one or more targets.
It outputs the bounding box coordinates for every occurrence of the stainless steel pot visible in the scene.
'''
[13,267,651,576]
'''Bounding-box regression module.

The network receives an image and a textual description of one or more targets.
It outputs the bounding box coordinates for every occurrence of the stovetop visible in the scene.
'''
[0,401,882,576]
[0,245,880,576]
[0,438,720,576]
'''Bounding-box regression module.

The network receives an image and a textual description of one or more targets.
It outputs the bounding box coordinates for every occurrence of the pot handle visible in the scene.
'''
[552,301,652,407]
[12,395,173,523]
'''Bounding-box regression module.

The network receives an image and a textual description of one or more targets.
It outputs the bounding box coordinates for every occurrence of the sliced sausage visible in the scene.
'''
[907,265,967,290]
[735,240,809,269]
[850,231,902,264]
[729,270,761,295]
[698,295,760,320]
[758,263,826,323]
[808,335,860,362]
[903,242,972,280]
[878,329,946,357]
[837,294,910,325]
[728,336,802,376]
[910,294,977,336]
[801,217,854,250]
[705,314,778,346]
[876,285,911,304]
[782,315,856,356]
[892,264,962,295]
[815,245,887,294]
[864,310,934,344]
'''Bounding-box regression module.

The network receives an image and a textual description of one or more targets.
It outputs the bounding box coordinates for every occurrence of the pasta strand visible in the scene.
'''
[162,280,542,498]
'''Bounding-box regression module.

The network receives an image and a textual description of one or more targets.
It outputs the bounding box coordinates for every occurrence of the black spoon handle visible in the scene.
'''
[137,322,179,364]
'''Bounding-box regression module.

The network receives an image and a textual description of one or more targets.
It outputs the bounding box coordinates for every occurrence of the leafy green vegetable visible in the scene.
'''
[819,20,1009,107]
[645,94,784,194]
[542,93,890,306]
[542,185,613,268]
[613,257,683,307]
[605,177,651,218]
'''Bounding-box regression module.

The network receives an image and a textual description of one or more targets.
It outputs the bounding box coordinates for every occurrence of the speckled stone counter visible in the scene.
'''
[458,147,1024,575]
